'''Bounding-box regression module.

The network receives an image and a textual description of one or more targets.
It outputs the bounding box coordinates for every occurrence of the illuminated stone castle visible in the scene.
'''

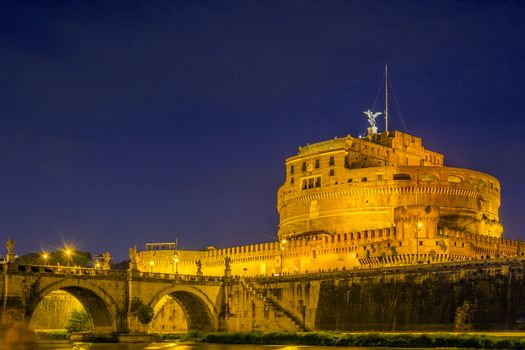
[137,127,524,276]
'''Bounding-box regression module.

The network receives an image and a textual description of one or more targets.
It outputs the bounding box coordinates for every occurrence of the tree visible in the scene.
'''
[136,304,154,326]
[455,300,477,331]
[130,298,154,329]
[65,309,90,333]
[16,250,93,267]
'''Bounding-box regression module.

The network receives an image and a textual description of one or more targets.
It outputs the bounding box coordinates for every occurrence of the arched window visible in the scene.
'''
[421,173,438,181]
[447,175,462,183]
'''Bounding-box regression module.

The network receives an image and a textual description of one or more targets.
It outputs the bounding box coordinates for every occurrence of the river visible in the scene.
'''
[27,343,438,350]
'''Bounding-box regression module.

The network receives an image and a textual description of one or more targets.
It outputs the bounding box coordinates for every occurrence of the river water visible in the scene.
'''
[26,343,439,350]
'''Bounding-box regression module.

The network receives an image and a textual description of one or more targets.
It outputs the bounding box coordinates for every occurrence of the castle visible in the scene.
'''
[137,123,524,277]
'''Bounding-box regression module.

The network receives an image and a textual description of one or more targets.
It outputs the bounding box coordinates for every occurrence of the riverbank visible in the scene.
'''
[153,331,525,348]
[35,330,525,348]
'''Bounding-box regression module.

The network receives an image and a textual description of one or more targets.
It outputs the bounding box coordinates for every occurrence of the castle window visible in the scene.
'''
[329,156,335,166]
[302,175,321,190]
[302,162,306,171]
[377,174,384,181]
[447,175,462,183]
[344,233,347,240]
[422,173,438,181]
[315,159,320,169]
[290,165,294,174]
[393,173,411,180]
[329,169,335,176]
[347,178,353,183]
[308,178,314,188]
[361,177,367,182]
[290,177,294,185]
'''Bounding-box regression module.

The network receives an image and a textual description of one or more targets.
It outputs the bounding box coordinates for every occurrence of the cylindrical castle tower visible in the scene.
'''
[277,131,502,241]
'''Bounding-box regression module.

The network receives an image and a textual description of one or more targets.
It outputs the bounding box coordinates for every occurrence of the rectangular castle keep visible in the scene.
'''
[138,130,523,277]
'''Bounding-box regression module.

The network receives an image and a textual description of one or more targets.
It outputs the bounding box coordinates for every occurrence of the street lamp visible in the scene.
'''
[42,252,48,266]
[64,247,73,266]
[173,253,179,275]
[415,219,423,263]
[149,260,154,273]
[280,238,287,275]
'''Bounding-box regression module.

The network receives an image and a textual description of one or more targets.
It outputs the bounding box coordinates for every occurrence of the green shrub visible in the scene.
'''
[65,309,90,333]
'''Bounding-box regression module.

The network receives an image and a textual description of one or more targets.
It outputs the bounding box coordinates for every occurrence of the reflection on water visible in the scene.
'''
[25,343,444,350]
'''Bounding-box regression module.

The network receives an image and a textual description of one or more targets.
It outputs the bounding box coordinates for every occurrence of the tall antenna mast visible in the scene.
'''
[385,63,389,132]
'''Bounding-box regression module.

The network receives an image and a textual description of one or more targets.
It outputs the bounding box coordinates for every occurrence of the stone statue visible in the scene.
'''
[6,238,14,253]
[363,109,382,128]
[225,256,231,270]
[128,246,138,271]
[102,251,111,270]
[129,246,137,264]
[196,259,202,275]
[5,238,15,263]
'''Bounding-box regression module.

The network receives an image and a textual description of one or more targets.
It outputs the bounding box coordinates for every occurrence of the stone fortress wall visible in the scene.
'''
[137,130,514,277]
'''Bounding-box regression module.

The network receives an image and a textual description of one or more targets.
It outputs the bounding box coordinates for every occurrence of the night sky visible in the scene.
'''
[2,1,525,261]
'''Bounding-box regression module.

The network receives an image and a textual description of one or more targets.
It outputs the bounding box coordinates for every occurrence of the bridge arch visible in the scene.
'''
[148,285,218,331]
[27,280,118,334]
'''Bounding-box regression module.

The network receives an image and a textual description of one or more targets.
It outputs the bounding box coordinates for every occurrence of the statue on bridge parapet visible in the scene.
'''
[196,259,202,276]
[224,256,232,278]
[102,251,111,270]
[128,246,138,271]
[5,238,15,263]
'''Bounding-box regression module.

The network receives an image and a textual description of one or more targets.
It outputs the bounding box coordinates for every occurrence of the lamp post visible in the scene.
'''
[173,252,179,275]
[65,248,72,266]
[42,253,48,266]
[280,238,287,275]
[415,219,423,264]
[149,260,154,273]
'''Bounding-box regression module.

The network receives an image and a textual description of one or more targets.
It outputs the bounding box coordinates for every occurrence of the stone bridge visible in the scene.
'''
[0,264,227,335]
[3,258,525,335]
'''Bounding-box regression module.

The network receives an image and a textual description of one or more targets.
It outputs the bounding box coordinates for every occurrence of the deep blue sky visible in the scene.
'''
[1,1,525,261]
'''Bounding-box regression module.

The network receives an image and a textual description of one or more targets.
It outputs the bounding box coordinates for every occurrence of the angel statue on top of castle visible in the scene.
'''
[363,109,382,128]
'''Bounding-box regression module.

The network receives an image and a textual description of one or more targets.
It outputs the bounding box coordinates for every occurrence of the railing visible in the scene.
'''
[6,264,224,282]
[249,256,525,283]
[136,271,223,282]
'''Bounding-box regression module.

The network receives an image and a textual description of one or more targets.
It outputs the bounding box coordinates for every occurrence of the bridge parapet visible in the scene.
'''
[3,264,224,284]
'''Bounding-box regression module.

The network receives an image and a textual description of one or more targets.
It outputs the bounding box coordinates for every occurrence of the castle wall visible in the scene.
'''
[137,216,524,277]
[252,259,525,331]
[278,165,501,239]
